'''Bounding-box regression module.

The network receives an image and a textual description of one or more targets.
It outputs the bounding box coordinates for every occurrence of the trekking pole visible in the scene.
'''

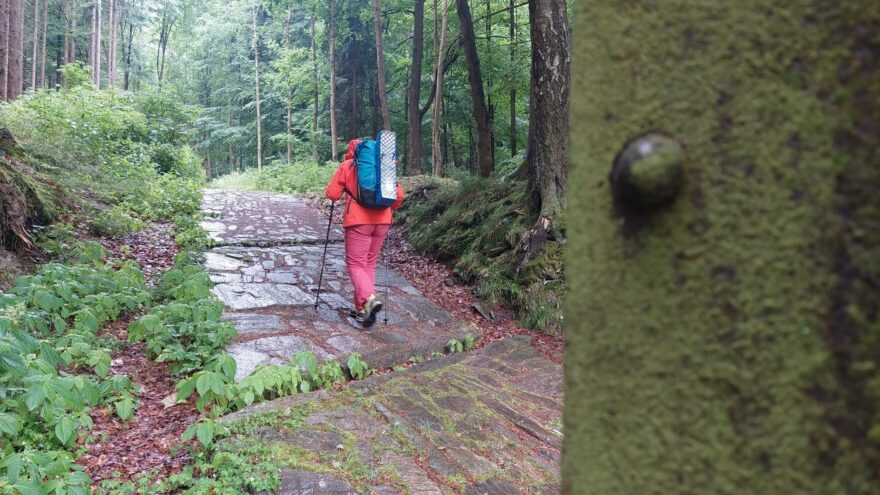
[383,224,390,325]
[314,201,336,311]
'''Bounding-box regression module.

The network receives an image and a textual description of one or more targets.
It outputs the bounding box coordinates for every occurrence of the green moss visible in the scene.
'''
[565,1,879,494]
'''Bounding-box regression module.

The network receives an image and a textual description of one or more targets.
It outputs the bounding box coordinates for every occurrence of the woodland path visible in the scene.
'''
[202,189,562,494]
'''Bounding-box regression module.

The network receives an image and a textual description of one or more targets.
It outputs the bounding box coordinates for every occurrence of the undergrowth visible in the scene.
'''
[397,176,564,333]
[210,159,334,194]
[0,244,148,494]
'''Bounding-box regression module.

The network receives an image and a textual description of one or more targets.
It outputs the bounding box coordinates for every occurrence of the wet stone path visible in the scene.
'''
[203,189,477,379]
[202,189,562,494]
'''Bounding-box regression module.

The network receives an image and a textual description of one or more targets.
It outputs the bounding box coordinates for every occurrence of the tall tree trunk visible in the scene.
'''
[68,0,75,63]
[455,0,493,177]
[30,0,37,90]
[0,0,9,100]
[251,3,262,171]
[484,0,494,152]
[431,0,447,176]
[94,0,100,87]
[37,0,45,87]
[87,2,94,72]
[405,0,424,175]
[54,33,60,87]
[284,6,292,166]
[123,20,132,89]
[525,0,569,221]
[372,0,390,130]
[107,0,115,86]
[310,8,318,162]
[62,0,68,63]
[508,0,515,157]
[328,0,337,160]
[565,2,880,494]
[7,0,22,99]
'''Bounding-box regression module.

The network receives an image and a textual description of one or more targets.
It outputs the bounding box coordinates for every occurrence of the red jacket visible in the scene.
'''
[325,139,404,228]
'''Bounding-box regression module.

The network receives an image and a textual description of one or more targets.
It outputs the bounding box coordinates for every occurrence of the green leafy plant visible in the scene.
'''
[0,253,148,493]
[346,353,371,380]
[464,334,475,351]
[447,339,464,354]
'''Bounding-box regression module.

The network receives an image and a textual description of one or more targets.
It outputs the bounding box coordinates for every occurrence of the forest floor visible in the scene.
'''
[203,189,564,494]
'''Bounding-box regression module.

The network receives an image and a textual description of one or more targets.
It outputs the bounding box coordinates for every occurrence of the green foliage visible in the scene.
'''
[210,160,334,195]
[89,206,145,237]
[0,85,203,228]
[58,62,93,89]
[0,254,148,492]
[398,178,564,333]
[346,353,370,380]
[128,266,236,376]
[175,349,371,418]
[447,339,464,354]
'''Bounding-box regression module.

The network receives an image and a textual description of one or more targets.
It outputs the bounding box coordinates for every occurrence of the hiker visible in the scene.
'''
[325,138,404,328]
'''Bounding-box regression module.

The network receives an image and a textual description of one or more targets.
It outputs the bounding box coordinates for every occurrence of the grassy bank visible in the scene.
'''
[397,176,564,334]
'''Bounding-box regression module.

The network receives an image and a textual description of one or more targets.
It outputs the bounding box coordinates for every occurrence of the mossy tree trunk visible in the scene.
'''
[565,2,880,494]
[525,0,569,221]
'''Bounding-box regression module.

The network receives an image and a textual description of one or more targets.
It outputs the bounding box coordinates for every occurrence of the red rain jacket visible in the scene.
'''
[325,139,404,228]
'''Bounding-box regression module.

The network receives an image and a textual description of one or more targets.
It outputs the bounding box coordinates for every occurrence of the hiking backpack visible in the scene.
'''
[351,130,398,210]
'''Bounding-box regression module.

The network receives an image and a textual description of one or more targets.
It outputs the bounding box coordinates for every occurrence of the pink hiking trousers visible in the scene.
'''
[344,224,391,309]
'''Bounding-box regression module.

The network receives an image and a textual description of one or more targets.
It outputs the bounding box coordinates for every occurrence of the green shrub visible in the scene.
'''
[0,85,203,227]
[89,206,145,237]
[128,265,236,376]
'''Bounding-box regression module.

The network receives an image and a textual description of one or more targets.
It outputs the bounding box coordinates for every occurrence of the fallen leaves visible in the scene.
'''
[384,228,564,363]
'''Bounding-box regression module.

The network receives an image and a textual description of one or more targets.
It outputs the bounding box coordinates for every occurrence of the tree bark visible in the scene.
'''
[94,0,100,87]
[123,20,132,89]
[525,0,569,220]
[565,2,880,494]
[284,6,292,166]
[310,7,318,162]
[328,0,337,160]
[107,0,115,86]
[251,3,262,171]
[508,0,515,157]
[30,0,37,90]
[62,0,68,63]
[372,0,391,131]
[54,33,60,87]
[88,1,94,73]
[0,0,9,100]
[7,0,22,99]
[68,0,75,64]
[455,0,493,177]
[405,0,424,175]
[37,0,45,87]
[430,0,448,176]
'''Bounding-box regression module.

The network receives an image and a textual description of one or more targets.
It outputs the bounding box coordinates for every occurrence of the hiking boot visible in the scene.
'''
[362,295,383,328]
[349,307,367,324]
